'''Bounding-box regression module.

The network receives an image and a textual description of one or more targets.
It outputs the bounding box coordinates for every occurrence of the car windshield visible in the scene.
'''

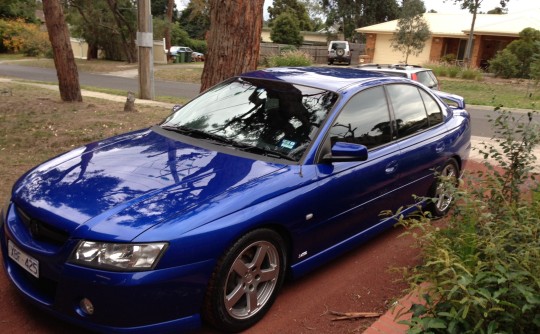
[161,77,338,161]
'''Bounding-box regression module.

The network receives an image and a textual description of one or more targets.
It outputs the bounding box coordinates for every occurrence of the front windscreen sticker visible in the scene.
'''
[280,139,296,149]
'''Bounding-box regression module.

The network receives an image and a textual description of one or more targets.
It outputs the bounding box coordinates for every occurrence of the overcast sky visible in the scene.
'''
[174,0,539,17]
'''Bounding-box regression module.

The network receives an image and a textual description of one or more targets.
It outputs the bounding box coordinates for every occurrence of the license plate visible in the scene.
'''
[8,240,39,278]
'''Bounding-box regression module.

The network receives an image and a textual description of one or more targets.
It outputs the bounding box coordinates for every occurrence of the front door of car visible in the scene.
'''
[302,86,403,255]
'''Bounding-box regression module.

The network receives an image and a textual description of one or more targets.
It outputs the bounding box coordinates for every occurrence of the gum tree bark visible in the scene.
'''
[42,0,82,102]
[200,0,265,92]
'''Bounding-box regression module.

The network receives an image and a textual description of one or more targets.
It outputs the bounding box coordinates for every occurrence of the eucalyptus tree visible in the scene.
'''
[449,0,510,65]
[0,0,36,22]
[391,0,431,63]
[200,0,264,92]
[322,0,400,40]
[267,0,313,31]
[42,0,82,102]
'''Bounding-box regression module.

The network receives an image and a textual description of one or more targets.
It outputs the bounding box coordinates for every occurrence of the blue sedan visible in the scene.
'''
[0,67,470,333]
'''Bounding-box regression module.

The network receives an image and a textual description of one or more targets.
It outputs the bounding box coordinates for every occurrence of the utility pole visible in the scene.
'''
[137,0,154,100]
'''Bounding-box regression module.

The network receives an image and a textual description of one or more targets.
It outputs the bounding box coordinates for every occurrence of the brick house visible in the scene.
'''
[355,10,540,68]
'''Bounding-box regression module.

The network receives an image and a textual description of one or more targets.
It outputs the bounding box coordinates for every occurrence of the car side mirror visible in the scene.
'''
[322,142,368,163]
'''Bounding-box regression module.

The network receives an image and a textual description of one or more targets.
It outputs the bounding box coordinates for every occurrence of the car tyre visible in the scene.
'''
[203,229,287,332]
[336,48,345,57]
[428,159,459,217]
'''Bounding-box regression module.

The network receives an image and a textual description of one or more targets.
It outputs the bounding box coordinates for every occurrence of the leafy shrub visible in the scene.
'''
[280,45,297,53]
[399,108,540,334]
[447,66,460,78]
[489,49,521,79]
[266,50,312,67]
[440,53,456,64]
[460,68,483,80]
[425,63,448,77]
[0,19,51,56]
[435,66,448,77]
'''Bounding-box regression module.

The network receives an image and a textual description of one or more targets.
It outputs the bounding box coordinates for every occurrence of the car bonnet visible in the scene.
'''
[11,128,287,241]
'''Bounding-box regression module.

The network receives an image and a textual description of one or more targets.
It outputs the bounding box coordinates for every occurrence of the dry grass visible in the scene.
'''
[0,82,170,206]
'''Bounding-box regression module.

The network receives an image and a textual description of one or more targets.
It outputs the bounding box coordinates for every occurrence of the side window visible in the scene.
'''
[419,89,443,126]
[386,84,429,138]
[328,86,392,150]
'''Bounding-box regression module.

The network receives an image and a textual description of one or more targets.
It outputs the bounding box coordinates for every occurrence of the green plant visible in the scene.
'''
[460,68,483,80]
[269,11,303,46]
[440,53,456,64]
[0,19,51,56]
[266,50,312,67]
[489,49,521,79]
[398,108,540,334]
[447,66,460,78]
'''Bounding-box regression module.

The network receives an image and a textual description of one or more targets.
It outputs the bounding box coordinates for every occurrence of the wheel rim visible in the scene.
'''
[434,163,458,212]
[223,240,280,320]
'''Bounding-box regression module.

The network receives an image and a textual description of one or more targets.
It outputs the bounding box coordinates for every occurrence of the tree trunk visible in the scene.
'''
[106,0,138,63]
[42,0,82,102]
[87,43,99,60]
[200,0,264,92]
[464,0,481,68]
[165,0,174,61]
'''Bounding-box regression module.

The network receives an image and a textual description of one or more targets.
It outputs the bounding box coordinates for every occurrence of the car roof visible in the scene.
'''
[239,67,396,92]
[358,64,431,73]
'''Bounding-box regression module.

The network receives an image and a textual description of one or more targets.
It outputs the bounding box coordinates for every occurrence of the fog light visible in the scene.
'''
[79,298,94,315]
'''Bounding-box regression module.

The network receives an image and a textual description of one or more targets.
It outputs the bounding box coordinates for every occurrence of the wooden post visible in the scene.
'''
[137,0,154,100]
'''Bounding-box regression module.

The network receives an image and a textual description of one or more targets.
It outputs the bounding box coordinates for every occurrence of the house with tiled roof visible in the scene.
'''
[355,10,540,68]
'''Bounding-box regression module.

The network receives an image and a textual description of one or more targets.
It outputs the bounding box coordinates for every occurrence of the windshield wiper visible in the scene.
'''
[161,125,236,146]
[237,145,296,161]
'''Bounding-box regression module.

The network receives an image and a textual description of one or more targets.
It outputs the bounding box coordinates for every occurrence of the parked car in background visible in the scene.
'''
[191,51,205,61]
[1,67,470,334]
[169,46,205,62]
[358,64,440,90]
[328,41,352,65]
[169,45,192,56]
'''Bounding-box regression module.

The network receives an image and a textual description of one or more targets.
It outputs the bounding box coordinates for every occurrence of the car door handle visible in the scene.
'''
[385,160,399,174]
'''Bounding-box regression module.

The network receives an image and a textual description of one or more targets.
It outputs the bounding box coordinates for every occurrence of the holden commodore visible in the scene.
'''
[0,67,470,333]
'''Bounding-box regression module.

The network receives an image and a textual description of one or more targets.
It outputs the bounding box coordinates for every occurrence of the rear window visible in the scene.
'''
[416,71,438,90]
[330,42,347,50]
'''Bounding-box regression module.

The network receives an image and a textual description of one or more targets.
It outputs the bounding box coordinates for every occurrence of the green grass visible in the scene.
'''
[440,78,540,110]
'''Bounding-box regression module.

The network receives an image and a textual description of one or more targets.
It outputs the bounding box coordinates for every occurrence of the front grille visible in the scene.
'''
[15,206,70,245]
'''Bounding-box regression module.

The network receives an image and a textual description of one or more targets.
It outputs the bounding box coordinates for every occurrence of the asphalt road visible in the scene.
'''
[2,62,539,139]
[0,63,201,100]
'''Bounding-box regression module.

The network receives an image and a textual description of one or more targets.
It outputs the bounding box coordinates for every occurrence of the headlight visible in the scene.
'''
[70,241,168,271]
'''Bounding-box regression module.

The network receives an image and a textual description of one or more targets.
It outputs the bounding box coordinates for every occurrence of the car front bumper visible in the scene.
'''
[0,202,212,334]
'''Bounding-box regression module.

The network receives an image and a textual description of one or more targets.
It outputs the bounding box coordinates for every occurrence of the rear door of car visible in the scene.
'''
[385,83,448,206]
